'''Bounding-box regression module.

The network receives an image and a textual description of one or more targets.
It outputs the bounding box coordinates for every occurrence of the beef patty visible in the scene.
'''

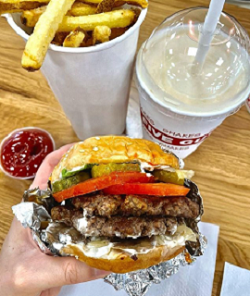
[51,206,178,238]
[72,194,199,219]
[51,193,199,238]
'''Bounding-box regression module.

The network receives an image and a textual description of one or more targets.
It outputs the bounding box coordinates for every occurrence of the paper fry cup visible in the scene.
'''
[5,8,147,139]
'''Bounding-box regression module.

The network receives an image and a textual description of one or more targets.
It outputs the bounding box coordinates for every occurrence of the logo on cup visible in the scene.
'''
[246,95,250,113]
[141,109,211,146]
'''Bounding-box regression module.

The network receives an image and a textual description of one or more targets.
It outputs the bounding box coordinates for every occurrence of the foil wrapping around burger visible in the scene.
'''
[12,179,206,296]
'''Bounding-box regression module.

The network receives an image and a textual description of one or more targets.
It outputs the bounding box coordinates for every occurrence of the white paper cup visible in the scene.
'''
[135,8,250,159]
[136,75,241,158]
[136,42,246,158]
[5,8,147,139]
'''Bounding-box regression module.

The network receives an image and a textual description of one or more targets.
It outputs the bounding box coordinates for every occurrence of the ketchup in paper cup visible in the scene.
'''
[0,127,55,180]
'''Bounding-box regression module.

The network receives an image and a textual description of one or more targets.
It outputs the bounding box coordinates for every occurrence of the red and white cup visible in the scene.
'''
[137,84,240,158]
[246,95,250,114]
[135,8,250,159]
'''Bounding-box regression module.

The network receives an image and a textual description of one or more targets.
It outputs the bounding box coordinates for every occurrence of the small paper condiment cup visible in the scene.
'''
[0,127,55,180]
[4,7,147,140]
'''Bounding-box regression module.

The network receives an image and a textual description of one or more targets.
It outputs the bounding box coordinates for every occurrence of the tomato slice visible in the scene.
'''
[103,183,190,196]
[53,172,155,202]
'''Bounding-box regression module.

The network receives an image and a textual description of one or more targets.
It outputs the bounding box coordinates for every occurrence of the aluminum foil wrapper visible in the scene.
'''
[13,182,206,296]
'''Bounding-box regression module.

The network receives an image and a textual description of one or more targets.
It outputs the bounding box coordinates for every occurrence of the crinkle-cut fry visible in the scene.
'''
[0,1,47,14]
[22,0,76,71]
[96,0,115,14]
[81,0,148,8]
[58,9,135,32]
[93,25,111,44]
[22,2,97,27]
[63,28,85,47]
[21,6,46,26]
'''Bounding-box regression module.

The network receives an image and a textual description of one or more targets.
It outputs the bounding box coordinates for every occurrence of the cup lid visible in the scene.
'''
[137,7,250,116]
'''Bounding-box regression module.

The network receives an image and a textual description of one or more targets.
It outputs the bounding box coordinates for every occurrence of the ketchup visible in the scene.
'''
[0,128,54,178]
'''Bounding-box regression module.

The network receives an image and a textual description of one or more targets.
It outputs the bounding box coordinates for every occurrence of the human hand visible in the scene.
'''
[0,144,110,296]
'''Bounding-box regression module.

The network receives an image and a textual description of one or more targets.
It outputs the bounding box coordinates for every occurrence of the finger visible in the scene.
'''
[40,287,61,296]
[41,256,110,288]
[31,143,75,189]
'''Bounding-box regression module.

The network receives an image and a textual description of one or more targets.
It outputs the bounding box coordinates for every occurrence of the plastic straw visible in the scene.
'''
[195,0,225,65]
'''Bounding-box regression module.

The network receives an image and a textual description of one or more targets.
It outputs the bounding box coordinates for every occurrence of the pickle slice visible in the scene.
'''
[152,170,193,185]
[52,171,91,193]
[91,163,140,178]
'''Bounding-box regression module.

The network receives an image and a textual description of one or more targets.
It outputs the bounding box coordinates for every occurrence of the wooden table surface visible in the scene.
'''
[1,0,250,295]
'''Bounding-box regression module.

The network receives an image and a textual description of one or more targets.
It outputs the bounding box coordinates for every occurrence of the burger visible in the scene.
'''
[45,136,202,273]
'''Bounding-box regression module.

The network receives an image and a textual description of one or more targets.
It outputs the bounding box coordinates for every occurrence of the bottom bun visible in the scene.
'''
[61,244,185,273]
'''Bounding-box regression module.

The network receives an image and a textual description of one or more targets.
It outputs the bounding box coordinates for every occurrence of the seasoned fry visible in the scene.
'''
[96,0,115,14]
[58,9,135,32]
[93,25,111,44]
[22,0,76,71]
[0,1,46,14]
[63,28,85,47]
[22,2,97,27]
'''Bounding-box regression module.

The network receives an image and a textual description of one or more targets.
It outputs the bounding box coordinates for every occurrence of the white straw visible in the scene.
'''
[195,0,226,64]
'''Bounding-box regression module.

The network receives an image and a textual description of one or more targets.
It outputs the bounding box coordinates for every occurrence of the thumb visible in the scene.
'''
[43,256,110,288]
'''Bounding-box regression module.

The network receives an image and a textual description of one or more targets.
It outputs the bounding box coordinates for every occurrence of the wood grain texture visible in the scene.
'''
[0,1,250,295]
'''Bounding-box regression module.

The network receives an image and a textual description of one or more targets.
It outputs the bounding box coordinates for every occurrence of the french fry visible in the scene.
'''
[21,5,46,26]
[95,0,115,14]
[52,32,68,46]
[58,9,135,32]
[63,28,85,47]
[82,0,148,9]
[93,25,111,44]
[113,0,148,8]
[22,2,97,27]
[68,2,96,16]
[0,1,47,14]
[0,0,147,14]
[22,0,76,71]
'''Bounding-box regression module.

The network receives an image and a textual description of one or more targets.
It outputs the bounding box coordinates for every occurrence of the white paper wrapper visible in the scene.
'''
[5,8,147,140]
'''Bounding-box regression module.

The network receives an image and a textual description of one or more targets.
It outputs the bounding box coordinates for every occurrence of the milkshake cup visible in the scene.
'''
[5,7,147,140]
[136,7,250,158]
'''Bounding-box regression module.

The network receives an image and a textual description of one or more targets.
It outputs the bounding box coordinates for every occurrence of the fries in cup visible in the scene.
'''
[1,0,148,70]
[63,28,85,47]
[93,25,111,44]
